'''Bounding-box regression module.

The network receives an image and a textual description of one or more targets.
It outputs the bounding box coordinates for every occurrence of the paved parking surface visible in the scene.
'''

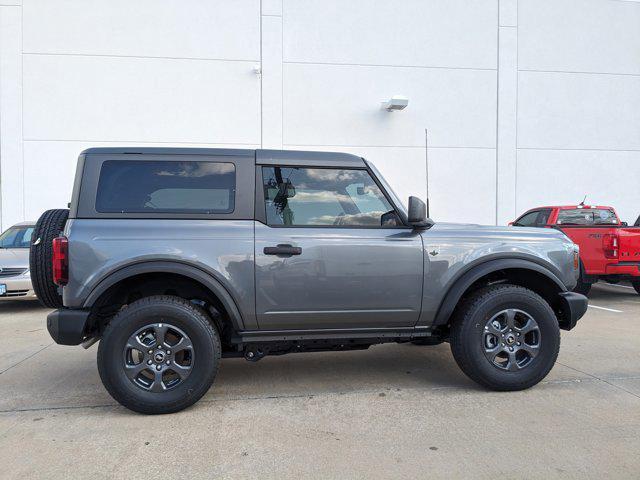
[0,283,638,479]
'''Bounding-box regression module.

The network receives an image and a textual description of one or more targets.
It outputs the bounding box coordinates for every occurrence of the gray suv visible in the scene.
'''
[32,148,587,414]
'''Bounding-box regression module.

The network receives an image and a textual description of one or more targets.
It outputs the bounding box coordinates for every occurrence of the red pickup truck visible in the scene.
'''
[511,205,640,296]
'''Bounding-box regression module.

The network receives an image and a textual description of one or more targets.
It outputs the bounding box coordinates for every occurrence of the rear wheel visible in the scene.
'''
[631,280,640,295]
[29,208,69,308]
[450,284,560,391]
[97,295,221,414]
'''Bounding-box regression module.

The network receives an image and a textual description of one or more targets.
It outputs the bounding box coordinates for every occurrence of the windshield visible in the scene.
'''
[0,226,35,249]
[557,209,618,225]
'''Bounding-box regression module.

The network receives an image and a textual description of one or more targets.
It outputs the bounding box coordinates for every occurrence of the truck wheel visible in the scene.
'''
[573,277,592,296]
[572,261,592,296]
[97,295,221,414]
[29,208,69,308]
[631,280,640,295]
[450,284,560,391]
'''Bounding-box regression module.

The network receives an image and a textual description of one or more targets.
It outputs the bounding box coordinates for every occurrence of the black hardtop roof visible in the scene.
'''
[80,147,365,167]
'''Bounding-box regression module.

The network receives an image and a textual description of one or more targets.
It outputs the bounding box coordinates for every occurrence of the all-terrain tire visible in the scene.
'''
[572,262,592,296]
[97,295,221,414]
[29,208,69,308]
[450,284,560,391]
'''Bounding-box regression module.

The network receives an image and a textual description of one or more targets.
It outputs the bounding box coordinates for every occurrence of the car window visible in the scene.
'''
[95,160,235,214]
[514,211,540,227]
[557,208,618,225]
[262,166,400,227]
[514,209,552,228]
[535,209,551,226]
[0,226,34,248]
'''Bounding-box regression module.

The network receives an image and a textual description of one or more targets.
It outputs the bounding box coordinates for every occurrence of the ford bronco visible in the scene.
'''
[32,148,587,414]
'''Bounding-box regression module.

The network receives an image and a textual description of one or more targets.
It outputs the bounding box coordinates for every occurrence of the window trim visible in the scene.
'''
[255,164,410,230]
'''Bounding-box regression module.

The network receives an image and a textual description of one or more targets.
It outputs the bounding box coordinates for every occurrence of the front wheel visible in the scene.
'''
[450,284,560,391]
[97,295,221,414]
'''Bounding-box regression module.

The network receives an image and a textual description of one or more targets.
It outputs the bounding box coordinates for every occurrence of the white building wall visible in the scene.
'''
[0,0,639,229]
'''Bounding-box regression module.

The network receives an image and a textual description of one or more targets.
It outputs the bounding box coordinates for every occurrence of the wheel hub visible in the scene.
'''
[482,309,541,371]
[123,323,195,392]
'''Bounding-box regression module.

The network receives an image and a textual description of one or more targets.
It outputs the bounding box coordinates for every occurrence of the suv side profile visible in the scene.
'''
[32,148,587,414]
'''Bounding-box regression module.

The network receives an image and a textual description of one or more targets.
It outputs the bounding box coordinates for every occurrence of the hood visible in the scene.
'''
[430,222,569,241]
[0,248,29,269]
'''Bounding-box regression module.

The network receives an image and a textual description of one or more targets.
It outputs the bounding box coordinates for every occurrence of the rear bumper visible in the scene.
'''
[47,308,91,345]
[605,263,640,276]
[557,291,588,331]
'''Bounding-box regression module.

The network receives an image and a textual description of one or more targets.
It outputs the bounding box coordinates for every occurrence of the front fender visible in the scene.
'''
[430,257,567,327]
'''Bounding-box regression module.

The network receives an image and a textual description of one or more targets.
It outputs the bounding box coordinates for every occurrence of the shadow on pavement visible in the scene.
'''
[589,282,638,302]
[0,300,49,314]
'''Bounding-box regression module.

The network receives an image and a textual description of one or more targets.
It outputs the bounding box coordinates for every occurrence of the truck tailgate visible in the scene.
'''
[618,227,640,262]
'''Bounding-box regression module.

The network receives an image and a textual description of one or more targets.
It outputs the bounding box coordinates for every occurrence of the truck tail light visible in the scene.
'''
[602,233,619,259]
[52,236,69,286]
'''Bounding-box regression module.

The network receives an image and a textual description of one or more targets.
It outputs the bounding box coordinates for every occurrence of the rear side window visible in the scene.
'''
[95,160,235,214]
[557,208,618,225]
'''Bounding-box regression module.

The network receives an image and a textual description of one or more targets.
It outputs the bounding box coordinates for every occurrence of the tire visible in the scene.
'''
[572,262,592,296]
[631,280,640,295]
[450,284,560,391]
[97,295,221,414]
[29,208,69,308]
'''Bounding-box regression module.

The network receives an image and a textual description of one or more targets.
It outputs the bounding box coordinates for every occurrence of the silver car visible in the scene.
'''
[0,222,36,300]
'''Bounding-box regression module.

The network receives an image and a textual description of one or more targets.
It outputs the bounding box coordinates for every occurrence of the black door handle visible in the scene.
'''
[263,244,302,256]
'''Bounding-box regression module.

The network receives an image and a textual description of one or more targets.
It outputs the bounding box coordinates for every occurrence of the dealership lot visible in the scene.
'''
[0,283,638,479]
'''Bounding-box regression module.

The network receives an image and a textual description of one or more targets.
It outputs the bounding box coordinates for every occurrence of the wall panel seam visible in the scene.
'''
[22,52,260,63]
[283,60,496,71]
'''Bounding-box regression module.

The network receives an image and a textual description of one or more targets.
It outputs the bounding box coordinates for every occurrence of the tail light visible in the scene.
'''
[602,233,619,259]
[52,236,69,286]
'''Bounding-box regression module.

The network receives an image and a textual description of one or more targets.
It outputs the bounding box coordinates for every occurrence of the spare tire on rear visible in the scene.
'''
[29,209,69,308]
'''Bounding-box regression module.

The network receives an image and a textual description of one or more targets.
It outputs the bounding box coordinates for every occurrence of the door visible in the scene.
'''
[254,165,424,330]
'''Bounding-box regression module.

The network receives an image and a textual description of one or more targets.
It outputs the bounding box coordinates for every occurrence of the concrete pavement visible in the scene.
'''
[0,283,638,479]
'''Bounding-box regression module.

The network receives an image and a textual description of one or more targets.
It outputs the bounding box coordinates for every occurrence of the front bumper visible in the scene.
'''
[47,309,91,345]
[557,291,588,331]
[0,276,37,300]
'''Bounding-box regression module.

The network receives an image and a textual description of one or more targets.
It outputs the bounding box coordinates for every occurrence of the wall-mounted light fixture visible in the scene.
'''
[382,95,409,111]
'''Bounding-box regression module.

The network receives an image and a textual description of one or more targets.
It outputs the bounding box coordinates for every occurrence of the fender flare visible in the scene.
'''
[82,261,246,330]
[432,257,567,326]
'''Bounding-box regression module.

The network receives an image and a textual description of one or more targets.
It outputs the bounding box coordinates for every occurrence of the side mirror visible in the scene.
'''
[508,221,514,226]
[278,180,296,198]
[621,221,628,227]
[407,196,434,228]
